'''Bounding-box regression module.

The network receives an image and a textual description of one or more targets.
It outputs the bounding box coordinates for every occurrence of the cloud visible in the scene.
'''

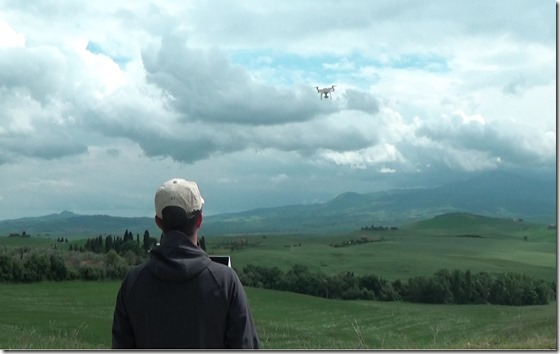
[0,21,25,47]
[344,89,380,114]
[502,75,528,95]
[379,167,396,174]
[270,173,289,184]
[142,34,338,126]
[0,0,554,219]
[320,143,405,170]
[410,109,553,171]
[0,46,67,104]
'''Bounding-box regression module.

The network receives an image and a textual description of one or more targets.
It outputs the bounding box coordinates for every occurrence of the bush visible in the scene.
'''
[104,250,128,280]
[0,254,14,282]
[78,266,104,281]
[23,253,51,282]
[49,254,68,281]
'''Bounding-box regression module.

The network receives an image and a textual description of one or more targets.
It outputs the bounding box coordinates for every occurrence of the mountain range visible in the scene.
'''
[0,171,555,237]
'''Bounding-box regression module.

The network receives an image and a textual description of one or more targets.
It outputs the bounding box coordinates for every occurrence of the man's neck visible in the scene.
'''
[162,230,198,247]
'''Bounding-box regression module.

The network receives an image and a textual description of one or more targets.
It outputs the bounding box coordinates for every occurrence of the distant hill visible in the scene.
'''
[0,211,159,238]
[405,212,515,231]
[202,170,555,235]
[0,170,555,237]
[402,212,556,241]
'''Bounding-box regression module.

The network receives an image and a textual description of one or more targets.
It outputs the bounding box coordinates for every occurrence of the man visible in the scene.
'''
[112,178,259,349]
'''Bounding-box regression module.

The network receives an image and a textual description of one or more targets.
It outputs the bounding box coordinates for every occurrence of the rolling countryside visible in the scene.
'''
[0,209,556,349]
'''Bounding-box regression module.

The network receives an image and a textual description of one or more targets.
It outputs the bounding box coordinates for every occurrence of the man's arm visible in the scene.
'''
[225,272,260,349]
[111,282,136,348]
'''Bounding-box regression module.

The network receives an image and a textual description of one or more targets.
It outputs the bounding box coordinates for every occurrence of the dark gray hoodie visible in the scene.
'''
[111,231,259,349]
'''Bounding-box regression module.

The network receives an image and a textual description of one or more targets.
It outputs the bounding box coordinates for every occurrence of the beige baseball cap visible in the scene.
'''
[154,178,205,218]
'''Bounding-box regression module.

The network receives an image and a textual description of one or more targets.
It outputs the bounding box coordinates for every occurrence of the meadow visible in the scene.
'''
[0,281,556,349]
[0,213,556,349]
[205,213,557,283]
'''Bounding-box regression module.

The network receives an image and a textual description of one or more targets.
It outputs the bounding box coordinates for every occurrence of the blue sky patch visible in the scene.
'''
[86,41,130,68]
[228,49,449,88]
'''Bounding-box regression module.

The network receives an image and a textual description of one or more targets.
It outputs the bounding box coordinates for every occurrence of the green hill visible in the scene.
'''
[203,171,555,235]
[0,211,159,239]
[408,212,528,229]
[202,212,556,283]
[403,212,556,242]
[0,171,554,237]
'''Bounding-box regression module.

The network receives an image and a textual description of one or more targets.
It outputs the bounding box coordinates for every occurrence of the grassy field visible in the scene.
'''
[0,213,556,349]
[0,236,56,249]
[204,214,556,283]
[0,281,555,349]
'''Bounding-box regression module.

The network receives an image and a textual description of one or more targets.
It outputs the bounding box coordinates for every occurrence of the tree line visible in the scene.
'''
[0,228,160,282]
[0,245,142,282]
[77,229,158,255]
[237,264,555,306]
[1,232,554,307]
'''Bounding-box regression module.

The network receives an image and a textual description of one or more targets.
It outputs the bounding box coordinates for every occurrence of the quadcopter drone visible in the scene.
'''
[315,85,335,100]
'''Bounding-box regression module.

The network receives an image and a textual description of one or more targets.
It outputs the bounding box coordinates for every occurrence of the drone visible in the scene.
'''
[315,85,335,100]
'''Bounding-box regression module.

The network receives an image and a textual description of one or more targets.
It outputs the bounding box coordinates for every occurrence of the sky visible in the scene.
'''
[0,0,556,220]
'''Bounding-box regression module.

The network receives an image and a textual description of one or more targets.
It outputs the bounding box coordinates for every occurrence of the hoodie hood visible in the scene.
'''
[147,231,212,282]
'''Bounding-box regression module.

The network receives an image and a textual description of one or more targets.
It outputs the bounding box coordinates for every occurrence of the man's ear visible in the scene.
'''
[196,212,203,228]
[155,215,166,231]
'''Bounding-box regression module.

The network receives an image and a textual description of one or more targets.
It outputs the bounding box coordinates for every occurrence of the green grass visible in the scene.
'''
[207,220,556,282]
[0,236,56,249]
[0,282,555,349]
[0,213,556,349]
[0,235,90,252]
[0,281,116,349]
[250,287,557,349]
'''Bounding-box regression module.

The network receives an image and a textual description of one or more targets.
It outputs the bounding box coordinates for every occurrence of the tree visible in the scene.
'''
[119,240,142,256]
[23,253,51,282]
[359,274,387,298]
[123,229,134,242]
[49,254,68,281]
[105,235,114,253]
[379,282,400,301]
[143,230,151,252]
[12,258,24,282]
[534,280,553,305]
[104,249,128,279]
[104,249,120,268]
[472,272,492,304]
[0,254,14,281]
[241,265,283,289]
[199,236,207,251]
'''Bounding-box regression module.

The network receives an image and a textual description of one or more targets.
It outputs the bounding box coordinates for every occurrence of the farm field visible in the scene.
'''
[0,281,556,349]
[204,214,557,283]
[0,213,556,349]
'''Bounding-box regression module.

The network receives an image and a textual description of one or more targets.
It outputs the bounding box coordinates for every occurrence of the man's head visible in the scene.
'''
[154,178,204,235]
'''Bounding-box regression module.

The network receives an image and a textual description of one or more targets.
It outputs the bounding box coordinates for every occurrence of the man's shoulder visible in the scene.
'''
[122,261,149,286]
[129,260,149,275]
[205,260,240,283]
[206,259,235,274]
